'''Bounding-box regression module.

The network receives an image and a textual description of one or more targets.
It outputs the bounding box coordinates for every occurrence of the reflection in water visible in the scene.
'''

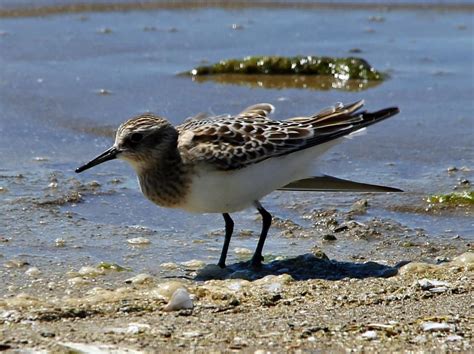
[190,74,382,92]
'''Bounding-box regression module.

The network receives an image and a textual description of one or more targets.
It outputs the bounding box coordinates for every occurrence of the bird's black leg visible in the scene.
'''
[217,213,234,268]
[251,201,272,268]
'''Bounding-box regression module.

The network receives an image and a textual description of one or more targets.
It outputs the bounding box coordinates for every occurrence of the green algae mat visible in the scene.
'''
[182,56,386,91]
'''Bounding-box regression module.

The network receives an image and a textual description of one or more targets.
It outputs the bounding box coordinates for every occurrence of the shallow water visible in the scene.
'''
[0,4,473,290]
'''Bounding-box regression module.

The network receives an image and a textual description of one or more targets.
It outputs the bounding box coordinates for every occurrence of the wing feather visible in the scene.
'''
[177,100,399,170]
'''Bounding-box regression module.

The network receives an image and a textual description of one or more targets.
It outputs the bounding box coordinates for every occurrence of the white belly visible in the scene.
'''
[179,142,337,213]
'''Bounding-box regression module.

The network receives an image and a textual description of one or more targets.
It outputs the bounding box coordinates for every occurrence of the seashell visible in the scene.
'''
[164,288,193,311]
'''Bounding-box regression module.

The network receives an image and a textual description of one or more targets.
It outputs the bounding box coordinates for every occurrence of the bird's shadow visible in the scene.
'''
[194,253,408,281]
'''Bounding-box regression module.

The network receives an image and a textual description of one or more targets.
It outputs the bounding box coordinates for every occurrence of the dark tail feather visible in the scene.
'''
[279,175,403,192]
[360,107,400,128]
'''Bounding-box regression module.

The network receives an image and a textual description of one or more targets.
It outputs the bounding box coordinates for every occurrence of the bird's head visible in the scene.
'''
[76,114,177,173]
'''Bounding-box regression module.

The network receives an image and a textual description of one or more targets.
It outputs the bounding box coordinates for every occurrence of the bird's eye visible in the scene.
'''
[130,132,143,143]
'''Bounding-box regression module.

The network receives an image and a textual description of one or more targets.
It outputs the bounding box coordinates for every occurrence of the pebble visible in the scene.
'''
[322,234,337,241]
[97,27,113,34]
[445,334,463,342]
[421,322,455,332]
[125,273,153,285]
[104,323,151,334]
[25,267,41,277]
[58,342,141,353]
[417,279,451,293]
[127,323,151,334]
[181,331,202,338]
[127,237,151,245]
[447,166,458,172]
[55,238,66,247]
[360,330,378,340]
[164,288,193,311]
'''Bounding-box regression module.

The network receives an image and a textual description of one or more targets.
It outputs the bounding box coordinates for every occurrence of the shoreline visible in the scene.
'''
[1,1,474,18]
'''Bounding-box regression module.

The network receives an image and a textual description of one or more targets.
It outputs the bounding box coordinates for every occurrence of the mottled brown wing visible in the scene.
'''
[178,115,312,170]
[177,100,399,170]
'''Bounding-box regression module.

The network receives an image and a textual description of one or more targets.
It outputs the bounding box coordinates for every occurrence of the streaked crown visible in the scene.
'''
[114,113,178,168]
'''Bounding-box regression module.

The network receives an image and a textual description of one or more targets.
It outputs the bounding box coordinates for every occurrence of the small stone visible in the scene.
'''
[97,27,113,34]
[48,182,58,189]
[417,278,451,292]
[55,238,66,247]
[447,166,458,172]
[182,331,202,338]
[164,288,193,311]
[33,156,49,162]
[127,237,150,245]
[40,332,55,338]
[360,330,378,340]
[126,323,150,334]
[445,334,463,342]
[322,234,337,241]
[421,322,455,332]
[25,267,41,277]
[97,88,111,95]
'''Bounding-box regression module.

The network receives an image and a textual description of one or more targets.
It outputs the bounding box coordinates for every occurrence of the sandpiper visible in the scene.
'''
[76,100,401,268]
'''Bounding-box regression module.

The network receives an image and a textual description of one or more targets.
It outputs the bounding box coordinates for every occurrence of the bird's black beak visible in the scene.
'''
[75,146,119,173]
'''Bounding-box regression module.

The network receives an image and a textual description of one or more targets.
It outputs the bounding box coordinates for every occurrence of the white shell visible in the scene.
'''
[164,288,193,311]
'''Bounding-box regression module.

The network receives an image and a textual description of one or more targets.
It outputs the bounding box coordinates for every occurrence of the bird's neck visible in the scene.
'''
[136,147,191,208]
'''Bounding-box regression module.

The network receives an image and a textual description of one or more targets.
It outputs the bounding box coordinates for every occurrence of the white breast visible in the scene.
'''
[179,141,338,213]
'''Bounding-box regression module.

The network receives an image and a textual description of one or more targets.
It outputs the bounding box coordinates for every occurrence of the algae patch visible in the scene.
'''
[186,56,384,80]
[427,191,474,207]
[183,56,385,91]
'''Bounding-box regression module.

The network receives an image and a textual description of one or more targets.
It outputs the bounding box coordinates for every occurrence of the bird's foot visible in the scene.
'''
[217,261,226,269]
[250,254,264,269]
